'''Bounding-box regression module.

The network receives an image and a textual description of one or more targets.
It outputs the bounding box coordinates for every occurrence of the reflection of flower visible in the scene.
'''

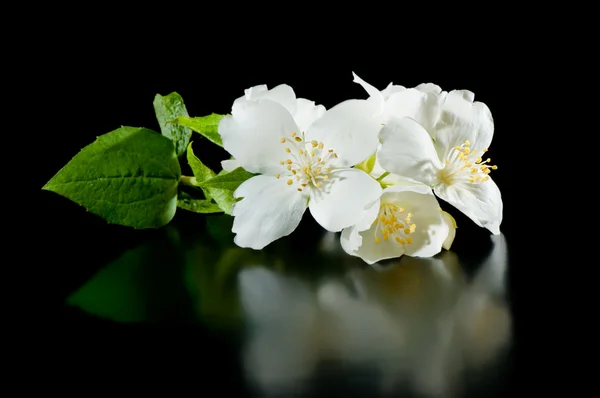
[219,84,382,249]
[354,73,502,234]
[237,234,511,396]
[340,185,452,264]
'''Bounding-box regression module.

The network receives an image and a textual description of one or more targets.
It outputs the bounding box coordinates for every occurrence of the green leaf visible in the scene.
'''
[43,126,181,229]
[172,113,225,147]
[178,191,223,213]
[186,143,237,214]
[198,167,255,191]
[153,92,192,157]
[186,143,216,200]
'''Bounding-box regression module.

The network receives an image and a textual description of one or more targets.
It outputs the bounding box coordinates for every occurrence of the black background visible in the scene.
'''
[28,33,527,394]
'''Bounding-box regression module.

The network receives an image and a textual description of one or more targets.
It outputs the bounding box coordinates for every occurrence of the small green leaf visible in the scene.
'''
[206,187,237,215]
[153,92,192,157]
[172,113,225,147]
[198,167,255,191]
[186,142,216,200]
[178,192,223,213]
[43,127,181,229]
[186,143,237,214]
[355,152,377,174]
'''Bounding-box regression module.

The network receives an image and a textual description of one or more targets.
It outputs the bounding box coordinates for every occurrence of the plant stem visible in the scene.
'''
[180,175,197,186]
[376,171,390,182]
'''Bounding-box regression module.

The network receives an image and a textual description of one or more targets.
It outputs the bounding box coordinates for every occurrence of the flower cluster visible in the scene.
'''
[219,73,502,264]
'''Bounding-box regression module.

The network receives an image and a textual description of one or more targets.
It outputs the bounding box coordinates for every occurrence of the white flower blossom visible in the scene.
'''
[219,84,383,249]
[341,185,454,264]
[354,74,502,234]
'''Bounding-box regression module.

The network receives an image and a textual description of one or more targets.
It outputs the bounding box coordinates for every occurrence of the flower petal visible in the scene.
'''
[433,90,494,157]
[341,185,447,264]
[232,175,308,249]
[235,83,297,117]
[219,99,300,175]
[306,99,382,167]
[340,197,381,254]
[415,83,443,95]
[384,88,445,133]
[293,98,326,133]
[221,159,240,172]
[379,185,448,258]
[434,178,502,234]
[352,72,385,111]
[381,82,407,99]
[309,168,382,232]
[342,224,406,265]
[378,117,444,186]
[441,211,457,250]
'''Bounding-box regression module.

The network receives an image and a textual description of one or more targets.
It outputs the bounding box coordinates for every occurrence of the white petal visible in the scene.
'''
[236,83,297,117]
[343,223,406,265]
[293,98,326,133]
[219,99,300,175]
[221,159,240,172]
[308,168,382,232]
[340,198,381,254]
[434,178,502,234]
[381,82,407,99]
[342,185,447,264]
[306,99,382,167]
[441,211,457,250]
[237,84,267,101]
[384,88,444,133]
[415,83,443,94]
[232,175,308,249]
[378,117,444,186]
[379,185,448,258]
[352,72,385,111]
[455,89,475,102]
[433,90,494,157]
[367,148,425,186]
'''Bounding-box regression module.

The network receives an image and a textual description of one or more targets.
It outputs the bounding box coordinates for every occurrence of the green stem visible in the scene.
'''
[376,171,390,182]
[180,175,198,186]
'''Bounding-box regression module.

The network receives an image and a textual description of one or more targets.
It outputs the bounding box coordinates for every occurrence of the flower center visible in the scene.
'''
[372,203,416,245]
[275,131,338,193]
[440,140,498,185]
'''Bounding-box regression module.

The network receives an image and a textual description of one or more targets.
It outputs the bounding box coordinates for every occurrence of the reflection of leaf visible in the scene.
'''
[184,242,272,330]
[67,246,149,322]
[206,215,235,245]
[67,228,190,322]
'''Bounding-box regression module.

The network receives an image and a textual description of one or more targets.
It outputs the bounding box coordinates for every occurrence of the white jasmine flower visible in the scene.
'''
[353,74,502,234]
[341,185,453,264]
[219,84,382,249]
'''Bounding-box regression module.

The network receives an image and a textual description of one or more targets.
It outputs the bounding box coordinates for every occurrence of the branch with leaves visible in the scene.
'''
[43,74,503,265]
[43,92,253,229]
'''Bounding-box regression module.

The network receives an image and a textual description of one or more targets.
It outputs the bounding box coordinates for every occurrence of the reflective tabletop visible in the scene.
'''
[54,214,515,397]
